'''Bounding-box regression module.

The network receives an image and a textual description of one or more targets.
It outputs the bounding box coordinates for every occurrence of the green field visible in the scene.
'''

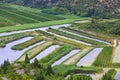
[0,4,64,27]
[40,45,74,66]
[47,28,106,45]
[93,46,113,67]
[12,36,43,50]
[17,41,53,61]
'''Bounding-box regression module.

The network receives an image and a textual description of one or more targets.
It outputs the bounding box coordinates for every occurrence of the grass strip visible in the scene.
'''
[17,41,53,62]
[40,44,74,66]
[12,36,43,50]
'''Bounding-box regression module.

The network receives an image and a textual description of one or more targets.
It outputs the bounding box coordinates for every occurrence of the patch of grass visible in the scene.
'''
[0,32,31,47]
[0,19,78,33]
[53,65,103,76]
[63,47,93,65]
[12,36,43,50]
[47,28,106,45]
[40,44,74,66]
[93,46,113,67]
[55,36,86,49]
[17,41,53,62]
[101,69,116,80]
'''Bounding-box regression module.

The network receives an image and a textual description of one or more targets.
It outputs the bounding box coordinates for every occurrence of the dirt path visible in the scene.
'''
[112,39,117,59]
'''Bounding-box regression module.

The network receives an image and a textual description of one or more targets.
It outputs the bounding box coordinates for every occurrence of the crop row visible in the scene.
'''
[101,69,116,80]
[60,27,112,43]
[47,28,105,45]
[12,36,43,50]
[0,4,64,25]
[63,47,93,65]
[35,30,53,36]
[17,41,53,62]
[93,46,113,67]
[55,36,86,49]
[0,19,77,33]
[0,9,38,24]
[0,32,31,47]
[40,44,74,66]
[68,74,92,80]
[53,65,103,76]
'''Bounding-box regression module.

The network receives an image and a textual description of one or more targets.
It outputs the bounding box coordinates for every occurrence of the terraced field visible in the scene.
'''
[0,4,64,27]
[0,19,119,80]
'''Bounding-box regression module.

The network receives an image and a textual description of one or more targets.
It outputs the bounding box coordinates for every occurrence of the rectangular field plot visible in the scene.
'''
[76,48,103,66]
[30,45,60,62]
[63,47,93,65]
[93,46,113,67]
[52,49,80,67]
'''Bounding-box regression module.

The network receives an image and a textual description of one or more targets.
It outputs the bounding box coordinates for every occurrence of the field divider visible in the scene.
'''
[17,41,53,62]
[63,47,93,65]
[11,36,43,50]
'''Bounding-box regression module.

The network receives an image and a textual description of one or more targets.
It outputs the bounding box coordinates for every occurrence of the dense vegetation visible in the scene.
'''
[76,19,120,36]
[17,41,53,61]
[93,46,113,67]
[101,69,116,80]
[12,36,43,50]
[1,0,120,18]
[0,32,31,47]
[0,4,64,27]
[40,45,73,66]
[47,28,106,45]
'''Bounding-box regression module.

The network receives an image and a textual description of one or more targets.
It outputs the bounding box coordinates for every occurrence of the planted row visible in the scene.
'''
[47,28,105,45]
[40,44,74,66]
[101,69,116,80]
[35,30,53,36]
[0,32,31,47]
[60,27,111,43]
[63,47,93,65]
[53,65,103,76]
[17,41,53,62]
[0,9,38,24]
[55,36,86,49]
[93,46,113,67]
[12,36,43,50]
[68,74,92,80]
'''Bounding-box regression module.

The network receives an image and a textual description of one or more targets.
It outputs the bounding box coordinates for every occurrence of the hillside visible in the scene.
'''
[0,4,64,27]
[0,0,120,18]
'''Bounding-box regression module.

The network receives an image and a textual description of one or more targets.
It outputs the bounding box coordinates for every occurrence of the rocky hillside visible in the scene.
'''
[0,0,120,18]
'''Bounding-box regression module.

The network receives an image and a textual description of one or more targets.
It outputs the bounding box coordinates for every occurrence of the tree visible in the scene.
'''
[46,65,54,75]
[24,54,30,64]
[35,71,44,80]
[33,58,41,68]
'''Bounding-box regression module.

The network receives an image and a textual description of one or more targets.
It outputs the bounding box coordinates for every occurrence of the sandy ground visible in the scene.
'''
[113,41,120,63]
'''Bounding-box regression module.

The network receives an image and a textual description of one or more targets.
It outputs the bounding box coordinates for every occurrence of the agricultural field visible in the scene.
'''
[0,3,120,80]
[0,4,64,27]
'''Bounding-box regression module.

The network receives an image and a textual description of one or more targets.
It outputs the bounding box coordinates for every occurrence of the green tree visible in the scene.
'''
[24,54,30,64]
[33,58,41,68]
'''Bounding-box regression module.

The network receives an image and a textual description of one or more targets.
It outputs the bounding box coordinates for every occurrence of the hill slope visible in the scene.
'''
[0,0,120,18]
[0,4,64,27]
